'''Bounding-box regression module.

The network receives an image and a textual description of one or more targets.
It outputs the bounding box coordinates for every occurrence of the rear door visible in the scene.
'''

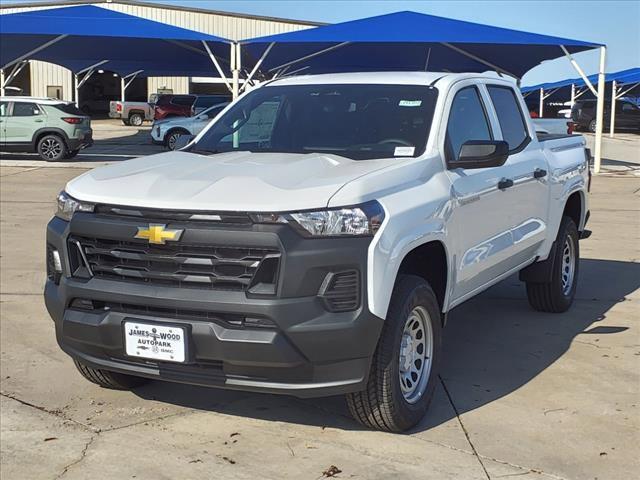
[444,83,518,304]
[485,83,549,265]
[4,101,45,144]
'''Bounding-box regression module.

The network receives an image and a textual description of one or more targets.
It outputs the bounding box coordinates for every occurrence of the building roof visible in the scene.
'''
[0,0,323,26]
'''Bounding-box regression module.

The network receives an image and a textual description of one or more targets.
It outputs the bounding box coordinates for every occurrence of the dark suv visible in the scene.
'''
[571,99,640,132]
[153,94,231,120]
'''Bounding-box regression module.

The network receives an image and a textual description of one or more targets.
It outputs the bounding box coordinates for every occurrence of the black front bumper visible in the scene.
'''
[45,214,383,397]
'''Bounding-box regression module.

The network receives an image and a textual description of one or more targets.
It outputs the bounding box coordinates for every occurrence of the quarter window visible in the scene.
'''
[446,87,492,164]
[487,86,529,151]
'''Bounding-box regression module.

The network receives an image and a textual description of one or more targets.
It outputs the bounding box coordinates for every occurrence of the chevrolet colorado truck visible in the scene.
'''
[45,72,591,432]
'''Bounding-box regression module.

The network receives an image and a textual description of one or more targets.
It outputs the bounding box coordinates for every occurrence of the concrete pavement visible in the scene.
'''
[0,165,638,479]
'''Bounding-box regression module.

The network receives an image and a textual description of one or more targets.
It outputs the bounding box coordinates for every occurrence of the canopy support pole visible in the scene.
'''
[570,83,575,105]
[268,42,351,73]
[74,60,108,107]
[539,88,544,117]
[240,42,274,93]
[1,60,29,93]
[121,70,143,101]
[560,46,598,97]
[1,34,68,70]
[561,45,605,172]
[593,46,607,173]
[201,41,232,94]
[441,42,519,79]
[231,43,241,100]
[609,80,617,138]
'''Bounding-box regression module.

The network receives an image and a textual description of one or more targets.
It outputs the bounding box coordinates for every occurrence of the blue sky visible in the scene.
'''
[8,0,640,86]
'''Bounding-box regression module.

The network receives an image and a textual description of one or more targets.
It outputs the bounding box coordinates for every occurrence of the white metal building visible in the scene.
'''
[0,0,318,101]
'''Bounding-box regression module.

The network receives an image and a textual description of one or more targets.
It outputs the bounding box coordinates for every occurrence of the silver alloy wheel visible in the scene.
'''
[561,235,576,296]
[41,138,62,159]
[168,132,181,150]
[130,114,143,126]
[399,306,434,404]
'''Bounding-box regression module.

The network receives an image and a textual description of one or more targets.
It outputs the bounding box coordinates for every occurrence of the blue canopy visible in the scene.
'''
[521,67,640,94]
[241,11,602,79]
[0,5,232,77]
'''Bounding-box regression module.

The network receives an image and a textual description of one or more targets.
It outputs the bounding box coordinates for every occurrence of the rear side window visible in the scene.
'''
[446,87,493,163]
[12,102,41,116]
[487,86,529,151]
[51,103,84,116]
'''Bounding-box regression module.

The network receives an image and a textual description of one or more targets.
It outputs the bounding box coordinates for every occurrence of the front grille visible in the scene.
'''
[95,205,253,225]
[69,236,279,291]
[319,270,360,312]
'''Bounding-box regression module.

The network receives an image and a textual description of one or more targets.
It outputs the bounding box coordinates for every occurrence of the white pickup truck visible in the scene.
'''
[45,72,591,432]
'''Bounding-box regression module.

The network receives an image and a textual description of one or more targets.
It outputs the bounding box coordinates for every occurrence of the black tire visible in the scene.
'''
[37,134,67,162]
[65,149,81,159]
[74,360,149,390]
[526,216,579,313]
[589,119,597,133]
[165,129,189,150]
[129,112,144,127]
[122,119,131,126]
[346,275,442,432]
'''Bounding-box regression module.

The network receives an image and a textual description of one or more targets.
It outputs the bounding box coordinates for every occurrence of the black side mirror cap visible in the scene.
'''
[173,134,195,151]
[451,140,510,169]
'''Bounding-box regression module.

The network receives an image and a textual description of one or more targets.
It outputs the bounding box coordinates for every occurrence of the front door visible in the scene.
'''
[444,84,519,305]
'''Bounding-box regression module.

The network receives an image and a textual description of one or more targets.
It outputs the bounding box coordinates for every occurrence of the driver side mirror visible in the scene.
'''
[173,134,195,151]
[451,140,509,169]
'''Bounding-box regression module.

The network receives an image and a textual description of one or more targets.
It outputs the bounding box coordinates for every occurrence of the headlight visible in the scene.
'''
[251,201,385,237]
[56,191,94,221]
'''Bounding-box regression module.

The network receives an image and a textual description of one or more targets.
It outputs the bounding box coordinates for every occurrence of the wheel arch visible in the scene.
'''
[563,190,585,231]
[32,128,70,150]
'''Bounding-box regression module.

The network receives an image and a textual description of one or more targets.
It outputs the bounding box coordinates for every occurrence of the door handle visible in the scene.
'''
[35,119,44,123]
[498,178,514,190]
[533,168,547,179]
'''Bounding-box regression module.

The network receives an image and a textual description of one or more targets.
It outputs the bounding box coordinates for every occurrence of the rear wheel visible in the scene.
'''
[346,275,442,432]
[589,119,597,133]
[37,134,67,162]
[74,360,149,390]
[129,112,144,127]
[526,216,579,313]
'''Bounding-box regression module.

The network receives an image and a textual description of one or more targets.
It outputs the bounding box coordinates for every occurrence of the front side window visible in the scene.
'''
[12,102,41,117]
[445,86,492,164]
[0,102,7,117]
[487,86,529,151]
[195,84,438,160]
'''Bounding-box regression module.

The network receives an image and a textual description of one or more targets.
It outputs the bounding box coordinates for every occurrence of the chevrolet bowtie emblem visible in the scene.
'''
[134,224,183,245]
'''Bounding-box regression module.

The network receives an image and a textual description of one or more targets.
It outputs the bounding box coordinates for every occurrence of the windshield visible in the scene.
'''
[194,84,438,160]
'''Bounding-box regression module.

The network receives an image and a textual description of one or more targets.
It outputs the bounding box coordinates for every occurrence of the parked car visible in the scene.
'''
[0,96,92,161]
[151,102,228,150]
[153,94,231,120]
[46,72,591,432]
[571,99,640,132]
[109,98,154,126]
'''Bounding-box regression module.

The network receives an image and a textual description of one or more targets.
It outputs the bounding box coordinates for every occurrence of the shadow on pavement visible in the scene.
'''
[132,258,640,432]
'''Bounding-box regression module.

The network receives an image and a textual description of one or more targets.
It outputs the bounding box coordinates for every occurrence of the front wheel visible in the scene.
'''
[346,275,442,432]
[589,119,597,133]
[526,216,579,313]
[166,129,188,150]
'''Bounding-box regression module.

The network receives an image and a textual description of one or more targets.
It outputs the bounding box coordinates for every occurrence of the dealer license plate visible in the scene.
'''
[124,321,186,363]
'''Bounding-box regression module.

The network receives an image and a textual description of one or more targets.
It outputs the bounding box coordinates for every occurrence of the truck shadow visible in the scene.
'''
[133,257,639,432]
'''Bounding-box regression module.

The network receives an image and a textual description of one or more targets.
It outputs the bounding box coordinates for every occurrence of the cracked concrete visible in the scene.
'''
[1,141,639,479]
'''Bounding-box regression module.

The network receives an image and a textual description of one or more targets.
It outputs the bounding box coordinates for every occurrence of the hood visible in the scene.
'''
[154,116,192,128]
[66,150,401,212]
